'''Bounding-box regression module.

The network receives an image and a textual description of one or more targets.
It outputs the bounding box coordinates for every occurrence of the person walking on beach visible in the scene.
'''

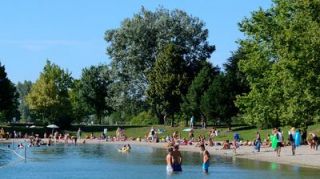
[288,128,296,155]
[255,132,261,152]
[200,144,210,173]
[172,145,182,172]
[233,133,240,154]
[166,147,173,174]
[275,128,283,157]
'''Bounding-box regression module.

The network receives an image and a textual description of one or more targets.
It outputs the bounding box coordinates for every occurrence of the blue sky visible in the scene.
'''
[0,0,272,83]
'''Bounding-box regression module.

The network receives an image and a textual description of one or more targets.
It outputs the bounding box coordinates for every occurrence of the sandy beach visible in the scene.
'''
[1,138,320,169]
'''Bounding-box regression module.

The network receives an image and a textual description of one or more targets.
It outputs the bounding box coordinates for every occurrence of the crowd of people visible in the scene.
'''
[1,125,319,174]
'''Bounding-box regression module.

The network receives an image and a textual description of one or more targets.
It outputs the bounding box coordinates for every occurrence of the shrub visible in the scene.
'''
[131,111,157,125]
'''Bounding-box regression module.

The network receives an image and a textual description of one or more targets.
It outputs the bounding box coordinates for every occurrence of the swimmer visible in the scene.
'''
[166,147,173,174]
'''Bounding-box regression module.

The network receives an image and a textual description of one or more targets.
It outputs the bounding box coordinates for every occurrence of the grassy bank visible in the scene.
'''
[79,123,320,142]
[1,123,319,142]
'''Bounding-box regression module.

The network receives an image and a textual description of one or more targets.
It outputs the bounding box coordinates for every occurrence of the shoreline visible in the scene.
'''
[1,138,320,169]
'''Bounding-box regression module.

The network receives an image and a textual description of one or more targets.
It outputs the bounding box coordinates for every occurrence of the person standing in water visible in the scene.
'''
[166,147,173,174]
[171,145,182,172]
[200,144,210,173]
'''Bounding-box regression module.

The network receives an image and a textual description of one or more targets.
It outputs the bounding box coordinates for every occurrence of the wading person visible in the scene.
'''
[172,145,182,172]
[200,144,210,173]
[166,147,173,174]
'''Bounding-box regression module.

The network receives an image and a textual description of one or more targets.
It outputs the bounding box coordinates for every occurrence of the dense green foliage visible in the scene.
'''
[181,62,219,125]
[147,44,189,126]
[78,65,113,124]
[2,3,319,130]
[16,80,33,122]
[26,60,73,128]
[0,62,19,122]
[236,0,320,128]
[68,79,91,123]
[105,7,215,121]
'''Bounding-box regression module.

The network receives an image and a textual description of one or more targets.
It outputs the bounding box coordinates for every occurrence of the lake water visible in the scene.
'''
[0,143,319,179]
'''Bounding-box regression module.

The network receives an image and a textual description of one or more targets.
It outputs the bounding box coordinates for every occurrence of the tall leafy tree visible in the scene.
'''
[79,65,113,124]
[237,0,320,128]
[147,44,189,126]
[199,48,250,129]
[69,79,91,123]
[105,7,215,108]
[200,74,228,126]
[26,60,73,128]
[16,81,33,122]
[181,61,219,125]
[0,62,19,122]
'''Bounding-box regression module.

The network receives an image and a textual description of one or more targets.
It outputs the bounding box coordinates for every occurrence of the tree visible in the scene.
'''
[105,7,215,107]
[26,60,73,128]
[181,61,219,125]
[223,48,250,126]
[0,62,19,122]
[69,79,91,123]
[200,74,231,128]
[147,44,189,126]
[236,0,320,128]
[78,65,113,124]
[16,81,33,122]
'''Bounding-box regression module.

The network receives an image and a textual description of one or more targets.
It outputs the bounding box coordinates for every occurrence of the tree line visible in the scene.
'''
[1,1,319,129]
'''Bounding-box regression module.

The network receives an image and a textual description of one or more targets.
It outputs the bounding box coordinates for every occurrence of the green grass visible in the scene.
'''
[79,123,320,141]
[2,122,319,141]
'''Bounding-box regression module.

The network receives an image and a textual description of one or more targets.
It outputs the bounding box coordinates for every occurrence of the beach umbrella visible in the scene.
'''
[47,124,59,135]
[47,124,59,129]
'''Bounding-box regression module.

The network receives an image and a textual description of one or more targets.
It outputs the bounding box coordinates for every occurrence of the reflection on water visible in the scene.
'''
[271,162,279,171]
[0,143,319,179]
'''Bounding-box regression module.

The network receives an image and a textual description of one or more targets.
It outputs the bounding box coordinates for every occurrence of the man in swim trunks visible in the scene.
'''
[200,144,210,173]
[166,147,173,174]
[171,144,182,171]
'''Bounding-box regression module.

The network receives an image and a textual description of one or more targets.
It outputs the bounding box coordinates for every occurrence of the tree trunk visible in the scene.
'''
[171,114,174,127]
[153,105,164,124]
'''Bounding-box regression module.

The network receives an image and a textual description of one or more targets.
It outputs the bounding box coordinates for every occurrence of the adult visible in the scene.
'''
[288,128,296,155]
[233,133,240,154]
[171,145,182,172]
[200,144,210,173]
[77,128,81,140]
[201,115,206,129]
[310,133,318,150]
[190,115,194,128]
[294,129,301,147]
[255,132,261,152]
[166,147,173,174]
[150,127,155,142]
[275,128,283,157]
